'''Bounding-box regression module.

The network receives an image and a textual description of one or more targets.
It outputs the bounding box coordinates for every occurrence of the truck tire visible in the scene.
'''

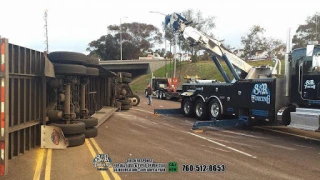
[54,64,87,76]
[50,121,86,135]
[130,94,140,106]
[48,51,86,65]
[86,56,99,65]
[120,72,132,78]
[194,99,209,120]
[73,117,98,128]
[84,127,98,138]
[160,91,163,100]
[181,98,194,117]
[122,77,131,83]
[65,133,85,147]
[120,99,132,105]
[208,99,222,120]
[86,67,99,76]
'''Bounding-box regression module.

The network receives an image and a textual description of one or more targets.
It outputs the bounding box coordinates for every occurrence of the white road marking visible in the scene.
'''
[224,130,269,140]
[269,144,296,151]
[187,132,257,158]
[293,144,315,149]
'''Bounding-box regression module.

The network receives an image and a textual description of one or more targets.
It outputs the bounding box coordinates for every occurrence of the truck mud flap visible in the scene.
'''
[154,108,182,115]
[41,125,69,149]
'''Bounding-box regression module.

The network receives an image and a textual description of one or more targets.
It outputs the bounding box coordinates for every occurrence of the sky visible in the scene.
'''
[0,0,319,54]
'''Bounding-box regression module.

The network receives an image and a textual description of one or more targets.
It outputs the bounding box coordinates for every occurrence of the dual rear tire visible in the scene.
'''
[181,98,222,120]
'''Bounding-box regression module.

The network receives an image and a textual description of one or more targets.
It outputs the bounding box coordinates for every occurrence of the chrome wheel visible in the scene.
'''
[131,97,138,106]
[184,101,191,114]
[196,103,203,117]
[210,103,220,118]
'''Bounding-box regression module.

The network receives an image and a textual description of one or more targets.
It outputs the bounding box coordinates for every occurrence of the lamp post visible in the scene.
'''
[120,16,127,61]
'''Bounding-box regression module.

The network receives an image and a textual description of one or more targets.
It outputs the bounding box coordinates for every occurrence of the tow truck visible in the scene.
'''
[145,75,182,100]
[157,12,320,131]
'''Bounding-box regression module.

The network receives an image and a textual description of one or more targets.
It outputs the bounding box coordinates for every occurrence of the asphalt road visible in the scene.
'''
[3,94,320,180]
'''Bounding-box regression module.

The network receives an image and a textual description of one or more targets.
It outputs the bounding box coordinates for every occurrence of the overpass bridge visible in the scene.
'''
[99,59,168,78]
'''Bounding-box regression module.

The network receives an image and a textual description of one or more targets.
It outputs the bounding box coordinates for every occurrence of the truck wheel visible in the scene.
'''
[209,99,222,119]
[48,51,87,65]
[160,91,163,99]
[53,64,87,76]
[122,77,131,83]
[49,121,86,135]
[65,134,85,147]
[84,127,98,138]
[86,67,99,76]
[120,99,132,105]
[157,91,160,99]
[131,94,140,106]
[181,98,194,117]
[73,117,98,128]
[194,99,209,120]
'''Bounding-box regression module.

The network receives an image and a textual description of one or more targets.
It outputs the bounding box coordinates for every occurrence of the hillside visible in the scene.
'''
[130,60,285,92]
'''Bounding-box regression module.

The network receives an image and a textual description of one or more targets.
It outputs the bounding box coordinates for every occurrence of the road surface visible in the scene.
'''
[3,95,320,180]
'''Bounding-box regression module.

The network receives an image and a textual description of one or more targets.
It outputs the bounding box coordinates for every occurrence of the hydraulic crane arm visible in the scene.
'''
[165,13,252,79]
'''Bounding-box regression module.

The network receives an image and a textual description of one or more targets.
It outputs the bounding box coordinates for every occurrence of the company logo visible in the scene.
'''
[251,83,270,104]
[93,154,112,171]
[304,80,316,89]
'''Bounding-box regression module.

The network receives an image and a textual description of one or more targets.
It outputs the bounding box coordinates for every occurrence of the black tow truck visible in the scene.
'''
[157,12,320,131]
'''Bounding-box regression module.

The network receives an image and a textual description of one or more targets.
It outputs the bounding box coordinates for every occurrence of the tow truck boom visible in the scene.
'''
[165,13,274,80]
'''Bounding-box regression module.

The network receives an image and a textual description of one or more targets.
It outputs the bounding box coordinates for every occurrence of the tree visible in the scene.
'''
[86,34,119,60]
[181,9,215,63]
[241,25,285,59]
[292,13,320,49]
[241,25,267,58]
[265,38,286,59]
[87,22,162,60]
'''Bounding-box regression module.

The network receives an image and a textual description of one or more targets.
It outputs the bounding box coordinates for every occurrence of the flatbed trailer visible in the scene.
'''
[145,76,182,100]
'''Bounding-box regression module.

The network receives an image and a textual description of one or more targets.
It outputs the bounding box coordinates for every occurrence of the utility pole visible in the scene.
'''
[120,18,123,61]
[120,17,128,61]
[44,10,49,53]
[173,34,177,78]
[316,13,318,42]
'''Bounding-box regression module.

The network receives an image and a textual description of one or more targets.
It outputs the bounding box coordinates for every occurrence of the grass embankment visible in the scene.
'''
[131,60,285,92]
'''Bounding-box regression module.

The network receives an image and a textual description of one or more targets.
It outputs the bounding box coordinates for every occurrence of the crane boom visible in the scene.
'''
[165,13,253,79]
[182,26,252,73]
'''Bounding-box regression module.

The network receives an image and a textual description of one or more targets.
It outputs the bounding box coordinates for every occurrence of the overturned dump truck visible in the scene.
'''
[0,37,133,175]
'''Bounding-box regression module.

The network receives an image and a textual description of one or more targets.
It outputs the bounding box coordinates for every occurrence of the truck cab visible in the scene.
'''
[290,45,320,106]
